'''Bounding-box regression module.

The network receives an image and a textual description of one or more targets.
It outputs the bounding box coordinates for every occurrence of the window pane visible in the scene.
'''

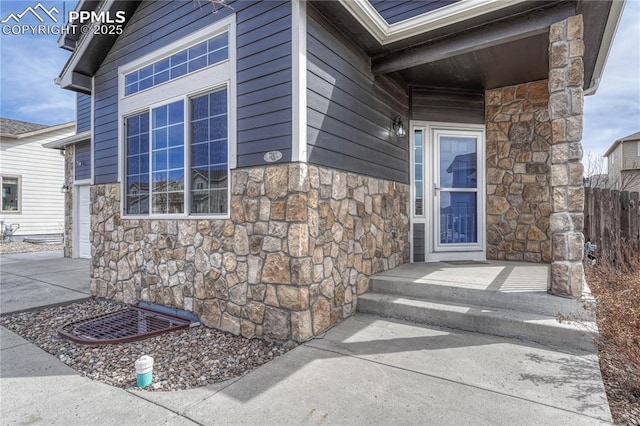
[189,56,207,73]
[170,50,187,66]
[154,70,170,85]
[153,105,167,128]
[139,64,153,79]
[125,112,149,215]
[189,41,208,59]
[151,101,185,214]
[170,64,187,79]
[440,192,477,244]
[208,32,228,52]
[139,77,153,91]
[414,130,423,216]
[192,143,208,166]
[125,71,138,86]
[169,102,184,125]
[439,136,477,189]
[208,47,228,66]
[154,58,170,72]
[189,88,228,214]
[2,177,19,211]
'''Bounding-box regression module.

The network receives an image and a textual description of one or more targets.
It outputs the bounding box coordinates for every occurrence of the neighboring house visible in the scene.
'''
[44,94,93,258]
[603,131,640,193]
[55,0,623,342]
[0,118,75,239]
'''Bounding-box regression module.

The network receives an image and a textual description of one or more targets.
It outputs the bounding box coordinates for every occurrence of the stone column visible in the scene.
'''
[63,145,74,258]
[548,15,585,296]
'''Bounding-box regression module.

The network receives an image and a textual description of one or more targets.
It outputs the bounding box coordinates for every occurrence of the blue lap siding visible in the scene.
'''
[306,8,409,184]
[92,0,292,184]
[368,0,461,24]
[76,94,91,133]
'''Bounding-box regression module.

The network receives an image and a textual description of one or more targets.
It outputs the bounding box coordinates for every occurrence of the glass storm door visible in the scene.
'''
[434,129,482,251]
[411,123,485,261]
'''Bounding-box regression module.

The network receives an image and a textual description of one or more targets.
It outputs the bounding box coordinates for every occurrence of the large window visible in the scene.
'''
[124,32,228,96]
[1,176,20,212]
[119,18,235,218]
[125,88,228,216]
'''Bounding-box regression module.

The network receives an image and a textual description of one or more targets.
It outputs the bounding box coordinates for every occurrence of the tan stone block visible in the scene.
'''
[566,15,584,41]
[487,195,510,215]
[568,142,583,161]
[550,42,569,68]
[551,164,568,186]
[265,166,288,200]
[549,21,566,43]
[567,57,584,87]
[291,257,313,285]
[264,307,290,340]
[265,284,279,306]
[291,310,313,342]
[570,262,585,296]
[569,88,583,116]
[288,163,310,193]
[262,253,291,284]
[527,80,549,101]
[551,119,566,144]
[567,232,584,261]
[286,193,308,221]
[549,93,569,120]
[246,301,265,324]
[548,69,566,94]
[312,297,330,334]
[523,183,549,202]
[552,187,567,212]
[240,319,255,339]
[527,226,547,242]
[288,223,309,257]
[550,261,571,295]
[332,171,347,200]
[566,115,583,142]
[200,299,222,328]
[309,166,320,189]
[551,143,569,164]
[566,186,584,212]
[569,39,584,58]
[231,170,249,195]
[502,86,516,103]
[552,233,568,260]
[277,285,309,310]
[486,89,502,105]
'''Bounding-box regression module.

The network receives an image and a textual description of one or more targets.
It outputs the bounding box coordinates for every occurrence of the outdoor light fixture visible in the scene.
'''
[393,116,406,138]
[61,183,71,193]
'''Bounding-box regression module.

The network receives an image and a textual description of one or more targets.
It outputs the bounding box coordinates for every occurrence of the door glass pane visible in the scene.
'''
[414,130,423,216]
[439,137,477,189]
[440,192,477,244]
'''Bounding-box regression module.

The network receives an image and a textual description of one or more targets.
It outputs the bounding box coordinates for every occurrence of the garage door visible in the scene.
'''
[77,185,91,259]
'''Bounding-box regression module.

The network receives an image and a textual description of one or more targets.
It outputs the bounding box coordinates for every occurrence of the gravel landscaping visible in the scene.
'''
[0,298,293,391]
[0,241,65,254]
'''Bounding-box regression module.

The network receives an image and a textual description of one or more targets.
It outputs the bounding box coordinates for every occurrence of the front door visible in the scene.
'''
[411,122,485,262]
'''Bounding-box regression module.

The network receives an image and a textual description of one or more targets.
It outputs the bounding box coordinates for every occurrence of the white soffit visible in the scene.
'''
[338,0,530,45]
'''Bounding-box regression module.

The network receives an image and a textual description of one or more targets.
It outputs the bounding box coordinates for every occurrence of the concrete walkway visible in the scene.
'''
[0,252,612,425]
[1,250,90,314]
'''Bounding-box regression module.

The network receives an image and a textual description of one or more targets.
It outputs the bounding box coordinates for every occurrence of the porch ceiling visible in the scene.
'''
[394,32,550,91]
[314,0,617,93]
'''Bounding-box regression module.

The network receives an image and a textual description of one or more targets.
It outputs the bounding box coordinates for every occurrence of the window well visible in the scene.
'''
[58,305,191,345]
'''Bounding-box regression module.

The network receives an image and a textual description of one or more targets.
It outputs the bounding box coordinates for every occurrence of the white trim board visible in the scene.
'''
[291,0,308,163]
[338,0,529,45]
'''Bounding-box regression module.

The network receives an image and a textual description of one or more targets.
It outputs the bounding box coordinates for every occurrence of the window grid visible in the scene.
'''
[125,114,150,215]
[190,89,228,214]
[125,32,228,96]
[152,101,185,214]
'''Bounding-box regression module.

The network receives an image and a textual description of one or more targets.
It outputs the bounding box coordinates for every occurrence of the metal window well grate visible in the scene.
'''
[58,305,191,345]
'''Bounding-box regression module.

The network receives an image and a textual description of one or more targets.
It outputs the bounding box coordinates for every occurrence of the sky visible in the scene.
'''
[0,0,638,160]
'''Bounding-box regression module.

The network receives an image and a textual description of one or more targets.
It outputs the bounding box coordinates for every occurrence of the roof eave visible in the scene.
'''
[43,130,91,149]
[584,0,626,96]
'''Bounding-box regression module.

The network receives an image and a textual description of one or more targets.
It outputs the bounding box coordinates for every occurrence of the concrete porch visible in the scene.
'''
[358,261,595,352]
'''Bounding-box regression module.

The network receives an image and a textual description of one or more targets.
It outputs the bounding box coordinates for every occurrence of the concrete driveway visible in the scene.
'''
[0,251,612,424]
[0,250,90,314]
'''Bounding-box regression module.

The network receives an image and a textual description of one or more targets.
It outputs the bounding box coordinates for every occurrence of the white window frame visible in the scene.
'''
[1,175,21,213]
[410,121,486,262]
[117,17,236,219]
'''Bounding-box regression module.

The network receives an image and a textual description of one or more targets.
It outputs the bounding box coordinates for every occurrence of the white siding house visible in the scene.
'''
[0,118,75,237]
[604,131,640,193]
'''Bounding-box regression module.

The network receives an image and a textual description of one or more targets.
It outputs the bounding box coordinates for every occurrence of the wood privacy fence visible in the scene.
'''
[583,187,640,255]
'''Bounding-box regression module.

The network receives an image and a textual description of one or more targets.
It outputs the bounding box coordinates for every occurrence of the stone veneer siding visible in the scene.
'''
[548,15,586,296]
[90,164,410,341]
[485,80,552,263]
[63,146,74,258]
